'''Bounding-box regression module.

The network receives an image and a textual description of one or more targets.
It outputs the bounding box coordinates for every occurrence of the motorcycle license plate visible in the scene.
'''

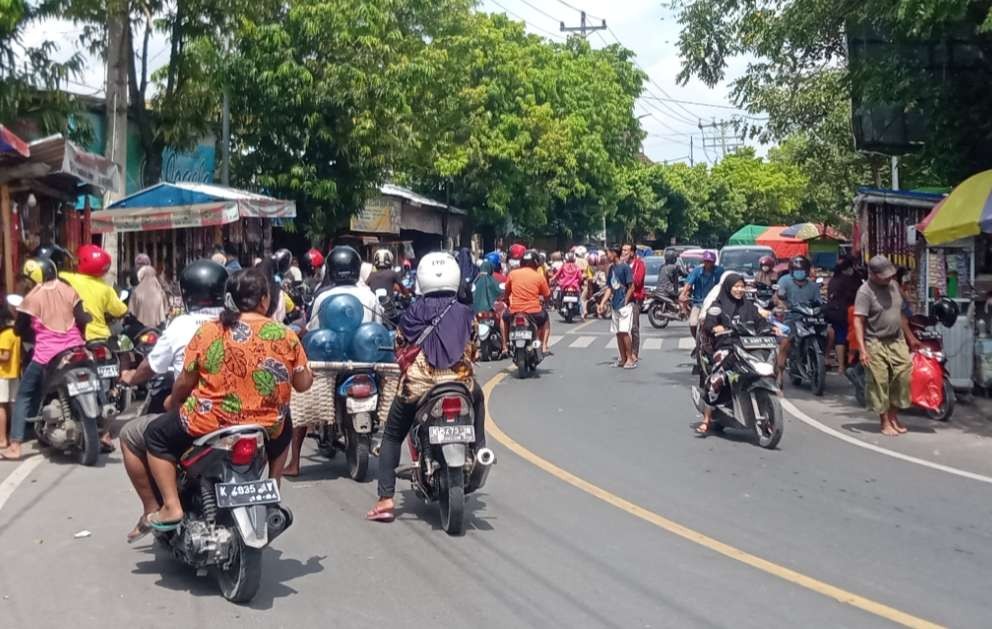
[66,380,99,396]
[346,395,378,413]
[97,365,119,378]
[740,336,778,350]
[805,317,825,325]
[511,330,533,341]
[428,425,475,445]
[215,479,281,509]
[563,296,579,303]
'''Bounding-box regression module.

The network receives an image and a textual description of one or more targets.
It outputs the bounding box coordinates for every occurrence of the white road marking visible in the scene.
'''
[606,337,618,350]
[781,399,992,486]
[678,337,696,350]
[566,319,597,334]
[569,336,596,348]
[548,335,563,347]
[643,338,664,350]
[0,456,45,514]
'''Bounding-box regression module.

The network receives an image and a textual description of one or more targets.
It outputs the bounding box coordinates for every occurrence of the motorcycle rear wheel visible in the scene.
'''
[926,377,956,422]
[439,466,466,536]
[515,349,532,379]
[346,430,370,481]
[648,306,669,329]
[564,309,575,323]
[215,534,263,604]
[745,389,783,449]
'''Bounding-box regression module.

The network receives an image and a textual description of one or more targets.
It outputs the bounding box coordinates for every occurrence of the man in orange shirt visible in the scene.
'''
[500,250,552,356]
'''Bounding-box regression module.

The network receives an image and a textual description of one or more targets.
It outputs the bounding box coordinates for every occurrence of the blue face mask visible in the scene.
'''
[792,270,807,281]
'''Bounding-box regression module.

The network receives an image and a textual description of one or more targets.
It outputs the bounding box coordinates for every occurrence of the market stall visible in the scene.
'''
[92,182,296,282]
[755,225,808,260]
[726,224,769,246]
[780,222,848,270]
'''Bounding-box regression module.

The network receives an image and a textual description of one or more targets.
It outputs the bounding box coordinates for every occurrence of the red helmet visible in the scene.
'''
[759,255,775,269]
[304,247,324,271]
[508,243,526,260]
[77,244,111,277]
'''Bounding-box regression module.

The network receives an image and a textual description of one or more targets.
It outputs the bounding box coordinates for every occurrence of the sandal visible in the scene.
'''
[127,514,154,544]
[147,512,183,532]
[695,421,712,436]
[100,441,116,454]
[366,504,396,523]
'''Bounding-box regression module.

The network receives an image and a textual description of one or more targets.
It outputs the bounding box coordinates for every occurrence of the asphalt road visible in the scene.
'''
[1,318,991,628]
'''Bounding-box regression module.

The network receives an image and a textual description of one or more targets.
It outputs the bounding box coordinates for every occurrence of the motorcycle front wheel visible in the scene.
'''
[648,306,669,329]
[439,466,466,536]
[78,415,100,466]
[215,534,263,604]
[745,389,783,449]
[807,342,826,396]
[926,377,956,422]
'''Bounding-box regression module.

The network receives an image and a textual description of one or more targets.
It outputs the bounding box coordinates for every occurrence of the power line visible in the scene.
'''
[559,9,607,37]
[516,0,562,24]
[640,95,745,112]
[552,0,605,21]
[489,0,565,40]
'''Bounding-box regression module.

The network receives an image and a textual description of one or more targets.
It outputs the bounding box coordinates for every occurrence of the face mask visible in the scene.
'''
[792,270,807,281]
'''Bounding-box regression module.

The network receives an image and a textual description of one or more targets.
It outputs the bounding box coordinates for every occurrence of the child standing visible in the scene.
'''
[0,308,21,448]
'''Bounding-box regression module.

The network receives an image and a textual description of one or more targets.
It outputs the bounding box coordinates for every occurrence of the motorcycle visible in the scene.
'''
[509,312,543,378]
[30,346,117,465]
[585,284,611,319]
[691,321,784,448]
[476,310,503,362]
[557,286,582,323]
[396,382,495,535]
[643,288,687,329]
[786,304,828,396]
[154,424,293,603]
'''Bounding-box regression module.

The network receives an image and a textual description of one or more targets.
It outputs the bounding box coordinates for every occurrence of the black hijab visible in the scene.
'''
[714,273,747,320]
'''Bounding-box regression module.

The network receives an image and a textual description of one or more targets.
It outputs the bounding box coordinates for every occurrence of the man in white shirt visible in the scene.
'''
[306,246,382,332]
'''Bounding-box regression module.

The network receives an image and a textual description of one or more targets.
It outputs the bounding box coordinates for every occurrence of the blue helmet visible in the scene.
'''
[484,251,501,269]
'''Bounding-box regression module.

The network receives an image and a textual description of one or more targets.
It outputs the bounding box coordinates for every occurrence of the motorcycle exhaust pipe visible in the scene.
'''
[266,505,294,541]
[467,447,496,493]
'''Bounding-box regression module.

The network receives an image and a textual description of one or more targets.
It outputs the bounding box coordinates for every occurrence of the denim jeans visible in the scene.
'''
[10,361,45,442]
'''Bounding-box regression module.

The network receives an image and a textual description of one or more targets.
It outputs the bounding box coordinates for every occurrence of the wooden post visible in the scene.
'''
[0,184,12,295]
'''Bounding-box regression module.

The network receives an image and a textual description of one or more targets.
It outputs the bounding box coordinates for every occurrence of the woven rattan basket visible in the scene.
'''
[291,361,401,428]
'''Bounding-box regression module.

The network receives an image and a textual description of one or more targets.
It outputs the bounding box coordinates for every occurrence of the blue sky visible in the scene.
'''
[25,0,760,165]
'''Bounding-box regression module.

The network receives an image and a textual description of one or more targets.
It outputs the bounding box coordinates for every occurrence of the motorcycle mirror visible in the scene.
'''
[5,294,23,308]
[119,289,130,301]
[498,283,506,291]
[374,288,387,299]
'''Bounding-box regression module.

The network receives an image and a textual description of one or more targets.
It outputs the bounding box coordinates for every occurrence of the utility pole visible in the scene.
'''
[689,136,694,166]
[698,118,743,161]
[221,90,230,186]
[560,12,607,38]
[103,0,129,277]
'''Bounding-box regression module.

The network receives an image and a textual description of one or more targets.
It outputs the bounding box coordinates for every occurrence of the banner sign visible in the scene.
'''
[351,195,401,234]
[90,202,240,233]
[62,141,122,193]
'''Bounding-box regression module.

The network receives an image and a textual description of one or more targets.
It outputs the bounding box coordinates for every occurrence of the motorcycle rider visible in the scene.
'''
[754,255,777,288]
[366,248,407,298]
[366,252,486,522]
[0,258,90,461]
[774,255,822,381]
[61,244,129,342]
[696,272,773,434]
[679,251,724,341]
[552,251,584,313]
[656,250,681,303]
[500,249,552,357]
[118,260,228,542]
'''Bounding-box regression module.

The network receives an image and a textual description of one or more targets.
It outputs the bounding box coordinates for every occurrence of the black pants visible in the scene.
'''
[630,300,642,355]
[377,381,486,499]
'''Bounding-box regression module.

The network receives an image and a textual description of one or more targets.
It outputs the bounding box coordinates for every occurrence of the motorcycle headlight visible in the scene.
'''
[741,350,775,376]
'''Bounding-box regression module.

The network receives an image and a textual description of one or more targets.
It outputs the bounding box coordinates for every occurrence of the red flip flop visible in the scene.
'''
[366,505,396,523]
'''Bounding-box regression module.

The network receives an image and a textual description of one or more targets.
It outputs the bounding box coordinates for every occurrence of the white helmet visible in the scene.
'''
[574,245,588,258]
[415,252,462,295]
[373,248,394,269]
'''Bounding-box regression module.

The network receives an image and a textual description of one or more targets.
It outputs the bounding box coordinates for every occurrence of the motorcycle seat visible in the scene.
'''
[191,423,267,447]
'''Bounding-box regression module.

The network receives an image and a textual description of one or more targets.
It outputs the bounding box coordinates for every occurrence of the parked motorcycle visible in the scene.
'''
[557,286,581,323]
[154,424,293,603]
[786,304,828,396]
[643,289,686,329]
[477,310,503,361]
[396,382,495,535]
[509,313,543,378]
[691,321,784,448]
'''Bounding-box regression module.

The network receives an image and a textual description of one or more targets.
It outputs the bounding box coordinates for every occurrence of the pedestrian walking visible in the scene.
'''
[824,255,861,372]
[599,246,635,369]
[852,255,921,436]
[622,243,646,364]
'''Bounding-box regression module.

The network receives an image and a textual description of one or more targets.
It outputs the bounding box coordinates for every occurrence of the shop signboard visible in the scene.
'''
[352,195,401,234]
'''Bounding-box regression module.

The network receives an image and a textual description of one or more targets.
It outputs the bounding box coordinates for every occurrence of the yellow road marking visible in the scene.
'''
[482,371,944,629]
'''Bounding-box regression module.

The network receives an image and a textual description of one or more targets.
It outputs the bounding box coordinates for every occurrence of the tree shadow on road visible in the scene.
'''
[131,544,326,609]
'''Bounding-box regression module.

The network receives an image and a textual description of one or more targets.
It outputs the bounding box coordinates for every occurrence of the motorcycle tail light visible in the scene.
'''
[90,345,110,361]
[441,396,464,421]
[346,374,375,398]
[139,332,158,346]
[61,348,90,368]
[230,437,259,466]
[514,315,527,327]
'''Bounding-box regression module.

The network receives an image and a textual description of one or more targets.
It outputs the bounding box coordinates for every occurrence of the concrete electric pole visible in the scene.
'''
[560,12,606,38]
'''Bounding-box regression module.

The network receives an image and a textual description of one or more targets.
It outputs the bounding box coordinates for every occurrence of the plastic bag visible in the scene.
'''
[910,351,943,411]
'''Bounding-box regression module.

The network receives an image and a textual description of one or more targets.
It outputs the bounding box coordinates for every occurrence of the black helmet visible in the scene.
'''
[326,245,361,284]
[22,257,58,284]
[272,248,292,275]
[34,244,71,271]
[180,260,228,310]
[932,297,959,329]
[664,250,678,264]
[789,255,811,272]
[522,249,539,269]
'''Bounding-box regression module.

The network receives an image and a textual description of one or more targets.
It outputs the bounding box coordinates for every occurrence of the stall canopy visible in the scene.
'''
[726,224,769,246]
[755,225,809,259]
[919,170,992,245]
[0,125,30,158]
[93,182,295,233]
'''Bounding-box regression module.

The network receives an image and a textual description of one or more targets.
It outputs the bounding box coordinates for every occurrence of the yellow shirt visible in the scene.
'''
[61,272,129,341]
[0,328,21,379]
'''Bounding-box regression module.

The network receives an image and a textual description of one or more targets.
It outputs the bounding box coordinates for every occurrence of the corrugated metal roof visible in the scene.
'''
[380,182,466,215]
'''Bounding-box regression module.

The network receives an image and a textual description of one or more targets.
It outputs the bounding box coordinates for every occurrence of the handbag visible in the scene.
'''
[396,299,457,373]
